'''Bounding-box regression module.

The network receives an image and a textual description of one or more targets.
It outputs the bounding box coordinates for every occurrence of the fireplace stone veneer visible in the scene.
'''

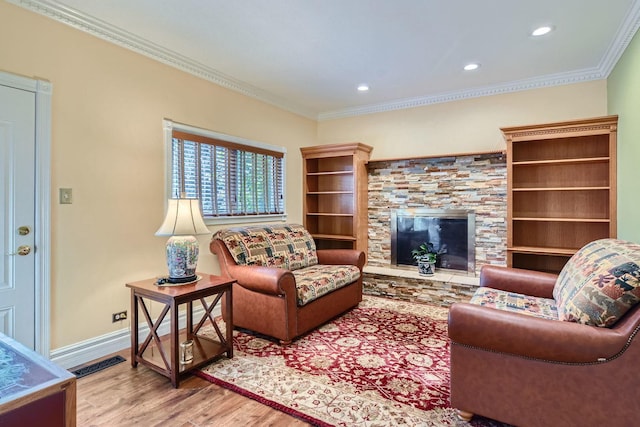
[363,152,507,304]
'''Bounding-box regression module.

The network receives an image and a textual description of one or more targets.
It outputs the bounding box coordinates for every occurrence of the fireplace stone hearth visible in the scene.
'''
[362,266,479,306]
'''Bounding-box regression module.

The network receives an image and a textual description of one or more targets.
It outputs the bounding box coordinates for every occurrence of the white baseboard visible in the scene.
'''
[51,306,216,370]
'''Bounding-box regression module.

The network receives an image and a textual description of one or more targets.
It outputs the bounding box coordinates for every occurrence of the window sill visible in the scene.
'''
[205,214,288,226]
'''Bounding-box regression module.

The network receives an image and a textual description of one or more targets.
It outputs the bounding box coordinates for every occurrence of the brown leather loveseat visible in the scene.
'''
[210,223,365,344]
[448,238,640,427]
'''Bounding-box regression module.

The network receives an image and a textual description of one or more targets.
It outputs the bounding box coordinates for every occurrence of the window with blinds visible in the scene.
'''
[168,126,285,219]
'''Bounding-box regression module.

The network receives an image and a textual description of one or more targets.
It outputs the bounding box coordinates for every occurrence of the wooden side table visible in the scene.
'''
[126,273,234,388]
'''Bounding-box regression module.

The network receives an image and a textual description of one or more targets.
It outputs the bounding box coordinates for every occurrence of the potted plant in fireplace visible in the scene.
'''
[411,242,437,276]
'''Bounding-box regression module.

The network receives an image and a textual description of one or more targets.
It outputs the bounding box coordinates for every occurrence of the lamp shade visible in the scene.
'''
[155,198,210,237]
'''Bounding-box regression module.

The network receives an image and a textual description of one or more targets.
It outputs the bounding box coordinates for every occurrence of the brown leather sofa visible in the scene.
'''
[448,263,640,427]
[210,223,366,345]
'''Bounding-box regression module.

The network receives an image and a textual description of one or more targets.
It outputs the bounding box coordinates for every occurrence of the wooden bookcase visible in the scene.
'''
[501,115,618,274]
[300,142,373,253]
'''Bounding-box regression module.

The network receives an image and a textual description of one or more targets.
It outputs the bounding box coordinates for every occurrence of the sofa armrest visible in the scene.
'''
[448,302,630,363]
[316,249,366,269]
[480,265,557,298]
[226,264,296,296]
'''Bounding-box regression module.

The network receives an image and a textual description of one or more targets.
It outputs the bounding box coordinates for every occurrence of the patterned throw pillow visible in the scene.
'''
[213,224,318,270]
[470,287,558,321]
[553,239,640,327]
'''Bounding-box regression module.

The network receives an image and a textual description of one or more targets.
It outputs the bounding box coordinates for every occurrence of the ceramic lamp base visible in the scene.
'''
[168,275,198,284]
[165,235,199,283]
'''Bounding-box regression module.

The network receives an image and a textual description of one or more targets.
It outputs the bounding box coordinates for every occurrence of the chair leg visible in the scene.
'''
[456,409,474,422]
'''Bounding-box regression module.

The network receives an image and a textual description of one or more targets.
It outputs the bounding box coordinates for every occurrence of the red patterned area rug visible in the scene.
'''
[198,296,508,426]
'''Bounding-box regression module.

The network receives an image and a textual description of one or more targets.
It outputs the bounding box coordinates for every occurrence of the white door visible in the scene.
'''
[0,83,37,349]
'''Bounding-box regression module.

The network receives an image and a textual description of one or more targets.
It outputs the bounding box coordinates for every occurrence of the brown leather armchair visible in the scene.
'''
[210,224,366,345]
[448,265,640,427]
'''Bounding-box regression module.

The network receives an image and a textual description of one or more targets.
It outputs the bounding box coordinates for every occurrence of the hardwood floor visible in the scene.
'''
[74,349,309,426]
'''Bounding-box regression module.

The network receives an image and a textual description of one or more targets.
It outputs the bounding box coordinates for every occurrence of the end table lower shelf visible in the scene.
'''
[138,334,229,375]
[126,273,234,388]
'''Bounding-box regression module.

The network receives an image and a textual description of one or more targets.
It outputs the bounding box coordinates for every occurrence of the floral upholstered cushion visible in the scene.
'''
[553,239,640,327]
[470,287,559,320]
[292,264,361,306]
[213,224,318,271]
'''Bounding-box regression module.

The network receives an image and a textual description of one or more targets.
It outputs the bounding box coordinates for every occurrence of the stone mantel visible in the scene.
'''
[366,149,505,164]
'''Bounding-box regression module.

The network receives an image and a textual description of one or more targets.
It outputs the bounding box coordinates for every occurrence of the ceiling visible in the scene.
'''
[12,0,640,119]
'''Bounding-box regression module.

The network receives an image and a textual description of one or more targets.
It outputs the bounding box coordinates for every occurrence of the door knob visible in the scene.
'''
[18,226,31,236]
[8,245,31,256]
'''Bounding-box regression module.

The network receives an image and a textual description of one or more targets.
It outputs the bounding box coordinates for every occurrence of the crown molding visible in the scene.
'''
[597,0,640,76]
[10,0,640,122]
[317,68,606,121]
[8,0,318,119]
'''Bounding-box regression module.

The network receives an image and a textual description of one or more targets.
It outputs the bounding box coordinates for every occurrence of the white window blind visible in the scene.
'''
[169,126,285,219]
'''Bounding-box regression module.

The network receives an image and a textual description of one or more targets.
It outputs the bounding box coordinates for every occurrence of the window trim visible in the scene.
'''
[162,119,287,225]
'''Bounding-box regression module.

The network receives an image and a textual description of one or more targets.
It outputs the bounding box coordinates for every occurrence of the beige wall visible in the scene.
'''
[0,2,316,348]
[317,81,607,160]
[608,29,640,243]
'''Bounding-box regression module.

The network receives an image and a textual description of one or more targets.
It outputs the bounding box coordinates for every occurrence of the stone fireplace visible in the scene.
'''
[362,152,507,306]
[391,208,475,273]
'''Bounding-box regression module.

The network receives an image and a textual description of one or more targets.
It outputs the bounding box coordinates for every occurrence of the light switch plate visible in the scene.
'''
[59,188,73,204]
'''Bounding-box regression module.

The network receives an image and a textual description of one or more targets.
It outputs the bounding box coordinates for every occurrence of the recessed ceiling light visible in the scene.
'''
[532,26,553,36]
[463,63,480,71]
[357,84,369,92]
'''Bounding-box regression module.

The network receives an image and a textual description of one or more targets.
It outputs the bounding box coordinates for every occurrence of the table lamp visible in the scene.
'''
[155,197,210,284]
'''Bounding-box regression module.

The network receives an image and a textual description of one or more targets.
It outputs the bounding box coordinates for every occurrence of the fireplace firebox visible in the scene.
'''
[390,209,475,273]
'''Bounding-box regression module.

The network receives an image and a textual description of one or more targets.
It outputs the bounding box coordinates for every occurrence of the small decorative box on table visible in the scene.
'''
[126,273,234,388]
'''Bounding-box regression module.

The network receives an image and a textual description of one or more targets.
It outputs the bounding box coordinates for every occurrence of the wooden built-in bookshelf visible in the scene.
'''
[300,142,372,254]
[502,115,618,274]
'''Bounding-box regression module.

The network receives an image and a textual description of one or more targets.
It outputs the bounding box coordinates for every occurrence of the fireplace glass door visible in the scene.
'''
[391,209,475,273]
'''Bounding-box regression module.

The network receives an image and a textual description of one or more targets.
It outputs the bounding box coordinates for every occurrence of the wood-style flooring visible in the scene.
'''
[74,349,308,427]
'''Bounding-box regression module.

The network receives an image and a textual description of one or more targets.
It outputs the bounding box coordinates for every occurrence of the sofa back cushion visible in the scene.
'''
[212,223,318,270]
[553,239,640,327]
